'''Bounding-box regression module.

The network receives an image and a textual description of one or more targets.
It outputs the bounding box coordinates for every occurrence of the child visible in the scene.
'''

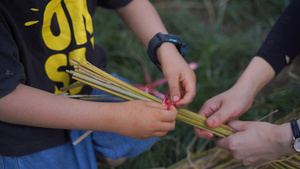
[0,0,196,168]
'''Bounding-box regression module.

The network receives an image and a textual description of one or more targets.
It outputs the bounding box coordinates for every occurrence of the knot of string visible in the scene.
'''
[162,90,182,109]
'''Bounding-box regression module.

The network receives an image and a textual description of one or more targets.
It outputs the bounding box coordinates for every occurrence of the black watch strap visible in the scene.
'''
[147,32,186,71]
[291,118,300,139]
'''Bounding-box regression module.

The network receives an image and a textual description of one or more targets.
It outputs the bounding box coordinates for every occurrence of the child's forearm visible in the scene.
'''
[116,0,196,106]
[116,0,168,47]
[0,84,112,131]
[0,84,178,139]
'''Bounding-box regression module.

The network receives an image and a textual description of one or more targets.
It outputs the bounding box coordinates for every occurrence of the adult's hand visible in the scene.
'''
[216,120,295,166]
[195,86,254,139]
[195,57,276,139]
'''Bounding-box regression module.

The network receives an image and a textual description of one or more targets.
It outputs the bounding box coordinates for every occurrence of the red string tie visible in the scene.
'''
[162,90,182,110]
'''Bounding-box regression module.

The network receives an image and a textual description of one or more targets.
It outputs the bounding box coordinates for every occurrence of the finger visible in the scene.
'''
[216,136,231,150]
[176,82,196,107]
[197,103,225,128]
[177,73,197,106]
[198,105,215,118]
[227,120,248,131]
[158,120,176,132]
[216,127,245,150]
[194,127,215,139]
[146,100,168,110]
[154,131,168,137]
[197,99,221,118]
[160,106,178,122]
[206,105,234,128]
[166,75,181,103]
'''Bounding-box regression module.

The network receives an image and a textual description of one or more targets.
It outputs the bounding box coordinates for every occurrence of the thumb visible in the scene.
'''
[206,109,231,128]
[167,78,181,103]
[227,120,248,131]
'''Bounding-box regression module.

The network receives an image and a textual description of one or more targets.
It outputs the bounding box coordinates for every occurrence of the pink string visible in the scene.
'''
[162,90,182,110]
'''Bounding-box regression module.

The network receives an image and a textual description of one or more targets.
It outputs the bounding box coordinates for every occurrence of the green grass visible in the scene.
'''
[93,0,300,168]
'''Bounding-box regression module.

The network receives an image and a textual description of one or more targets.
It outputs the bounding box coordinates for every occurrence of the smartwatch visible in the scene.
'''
[147,32,186,71]
[291,118,300,152]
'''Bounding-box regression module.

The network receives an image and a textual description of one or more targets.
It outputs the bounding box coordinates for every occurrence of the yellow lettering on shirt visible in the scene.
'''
[64,0,94,45]
[42,0,71,51]
[45,53,69,94]
[42,0,94,94]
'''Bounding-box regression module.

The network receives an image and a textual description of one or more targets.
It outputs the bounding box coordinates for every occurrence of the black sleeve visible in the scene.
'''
[97,0,132,10]
[0,3,25,98]
[255,0,300,75]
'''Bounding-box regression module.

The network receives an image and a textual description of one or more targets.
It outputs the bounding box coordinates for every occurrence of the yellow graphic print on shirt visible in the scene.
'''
[26,0,94,94]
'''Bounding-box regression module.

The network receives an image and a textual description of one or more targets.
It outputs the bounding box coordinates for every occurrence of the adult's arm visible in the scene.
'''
[256,0,300,74]
[196,0,300,139]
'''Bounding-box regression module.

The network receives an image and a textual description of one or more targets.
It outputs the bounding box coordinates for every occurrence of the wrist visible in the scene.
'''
[147,32,186,70]
[290,118,300,153]
[229,82,257,101]
[157,42,183,64]
[232,57,275,98]
[275,122,297,156]
[88,102,122,133]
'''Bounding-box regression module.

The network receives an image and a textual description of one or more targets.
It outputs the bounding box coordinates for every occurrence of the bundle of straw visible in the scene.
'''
[168,107,300,169]
[66,58,235,140]
[168,146,300,169]
[64,58,300,168]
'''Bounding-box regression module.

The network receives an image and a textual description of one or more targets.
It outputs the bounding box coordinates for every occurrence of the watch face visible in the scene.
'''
[294,138,300,152]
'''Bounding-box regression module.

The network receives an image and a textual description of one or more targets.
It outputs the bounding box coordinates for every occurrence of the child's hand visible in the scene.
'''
[158,43,196,108]
[108,100,178,139]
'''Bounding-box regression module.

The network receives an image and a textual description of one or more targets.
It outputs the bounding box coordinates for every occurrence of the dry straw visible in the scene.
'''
[66,58,235,145]
[66,58,300,168]
[168,107,300,169]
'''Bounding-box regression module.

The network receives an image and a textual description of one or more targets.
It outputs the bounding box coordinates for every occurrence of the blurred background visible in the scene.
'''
[93,0,300,168]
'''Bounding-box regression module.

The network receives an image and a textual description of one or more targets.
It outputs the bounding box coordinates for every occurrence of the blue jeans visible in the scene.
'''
[0,132,158,169]
[0,73,158,169]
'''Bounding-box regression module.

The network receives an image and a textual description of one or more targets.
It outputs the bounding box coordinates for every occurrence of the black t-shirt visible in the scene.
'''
[256,0,300,75]
[0,0,131,157]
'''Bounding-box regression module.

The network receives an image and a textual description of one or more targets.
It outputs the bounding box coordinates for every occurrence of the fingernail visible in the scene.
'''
[173,96,179,102]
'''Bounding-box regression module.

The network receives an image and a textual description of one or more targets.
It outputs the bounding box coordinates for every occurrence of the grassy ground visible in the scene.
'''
[93,0,300,168]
